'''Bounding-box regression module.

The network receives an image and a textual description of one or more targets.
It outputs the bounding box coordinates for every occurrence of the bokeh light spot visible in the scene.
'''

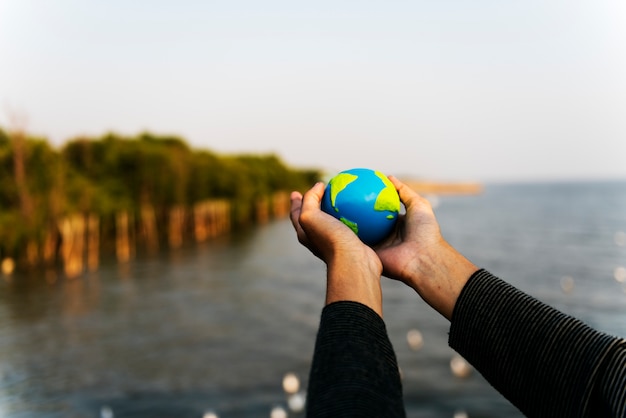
[270,406,287,418]
[100,406,114,418]
[287,392,306,413]
[406,328,424,351]
[454,410,469,418]
[450,354,472,378]
[282,372,300,394]
[560,276,575,294]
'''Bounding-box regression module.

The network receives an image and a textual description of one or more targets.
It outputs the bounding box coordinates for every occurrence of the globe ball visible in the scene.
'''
[321,168,400,246]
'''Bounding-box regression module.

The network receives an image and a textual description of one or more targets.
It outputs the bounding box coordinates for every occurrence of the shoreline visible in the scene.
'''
[400,179,483,195]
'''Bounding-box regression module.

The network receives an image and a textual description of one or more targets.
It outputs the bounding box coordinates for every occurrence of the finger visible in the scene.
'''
[301,182,326,214]
[289,191,303,228]
[289,191,310,244]
[388,176,416,203]
[388,175,429,210]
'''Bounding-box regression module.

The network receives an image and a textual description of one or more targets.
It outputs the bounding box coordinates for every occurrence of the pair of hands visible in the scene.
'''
[289,176,478,320]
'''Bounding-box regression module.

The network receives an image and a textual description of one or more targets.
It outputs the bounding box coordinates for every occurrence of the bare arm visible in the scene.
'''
[290,182,405,416]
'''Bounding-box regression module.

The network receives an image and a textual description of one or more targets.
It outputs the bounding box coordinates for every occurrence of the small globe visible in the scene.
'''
[321,168,400,246]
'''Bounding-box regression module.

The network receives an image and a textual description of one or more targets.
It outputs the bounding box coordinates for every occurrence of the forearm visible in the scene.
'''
[307,301,406,417]
[449,269,626,417]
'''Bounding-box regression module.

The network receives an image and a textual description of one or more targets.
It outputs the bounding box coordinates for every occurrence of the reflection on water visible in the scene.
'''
[0,225,326,418]
[0,181,625,417]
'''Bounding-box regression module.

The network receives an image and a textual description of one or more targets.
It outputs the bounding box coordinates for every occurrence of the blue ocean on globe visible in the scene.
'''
[321,168,401,246]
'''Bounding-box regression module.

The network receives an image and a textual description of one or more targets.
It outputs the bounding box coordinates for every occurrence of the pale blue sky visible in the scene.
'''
[1,0,625,182]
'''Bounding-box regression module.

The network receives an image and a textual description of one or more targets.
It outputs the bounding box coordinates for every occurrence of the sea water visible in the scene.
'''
[0,181,624,417]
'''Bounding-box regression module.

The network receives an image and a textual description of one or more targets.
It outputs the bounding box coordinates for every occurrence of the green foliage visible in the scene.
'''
[0,127,322,259]
[0,133,66,251]
[0,140,17,208]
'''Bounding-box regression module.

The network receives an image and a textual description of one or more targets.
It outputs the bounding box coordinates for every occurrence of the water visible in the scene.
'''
[0,181,625,417]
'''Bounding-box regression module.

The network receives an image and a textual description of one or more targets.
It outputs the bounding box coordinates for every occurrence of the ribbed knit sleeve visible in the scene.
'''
[449,269,626,417]
[306,301,405,418]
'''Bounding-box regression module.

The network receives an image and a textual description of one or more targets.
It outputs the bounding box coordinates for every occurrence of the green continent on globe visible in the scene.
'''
[339,216,358,235]
[328,172,358,212]
[373,171,401,215]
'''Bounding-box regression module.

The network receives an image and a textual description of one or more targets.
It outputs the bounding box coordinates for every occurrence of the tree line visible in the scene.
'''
[0,127,320,274]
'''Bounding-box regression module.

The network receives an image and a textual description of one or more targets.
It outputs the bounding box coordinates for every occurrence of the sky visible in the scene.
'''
[1,0,625,183]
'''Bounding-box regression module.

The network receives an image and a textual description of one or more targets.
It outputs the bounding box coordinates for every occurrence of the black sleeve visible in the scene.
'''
[306,301,406,418]
[449,269,626,418]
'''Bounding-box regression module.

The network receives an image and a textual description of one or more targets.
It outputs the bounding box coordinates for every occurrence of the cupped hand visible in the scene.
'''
[290,182,384,316]
[374,176,478,320]
[374,176,445,284]
[289,182,379,267]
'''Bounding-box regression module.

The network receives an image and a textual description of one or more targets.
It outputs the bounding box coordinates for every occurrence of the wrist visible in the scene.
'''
[406,241,478,320]
[326,252,384,317]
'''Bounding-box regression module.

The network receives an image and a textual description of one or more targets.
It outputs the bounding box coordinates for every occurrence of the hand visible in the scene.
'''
[375,176,478,320]
[374,176,443,284]
[290,182,367,263]
[290,182,384,316]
